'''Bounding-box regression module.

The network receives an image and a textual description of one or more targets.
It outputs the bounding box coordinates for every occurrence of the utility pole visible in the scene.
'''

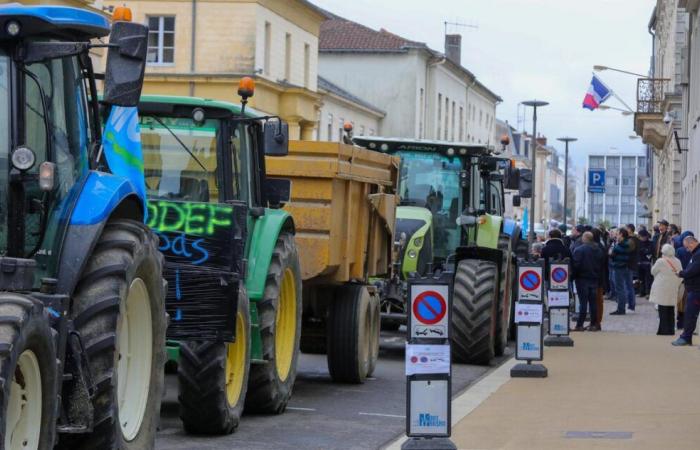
[522,100,549,247]
[557,137,578,229]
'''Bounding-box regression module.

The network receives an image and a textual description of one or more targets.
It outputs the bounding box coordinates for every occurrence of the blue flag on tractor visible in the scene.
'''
[102,106,147,220]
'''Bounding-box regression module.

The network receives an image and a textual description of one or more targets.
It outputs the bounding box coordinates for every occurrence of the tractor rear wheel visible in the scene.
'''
[452,259,499,365]
[0,294,57,450]
[495,237,514,356]
[245,233,302,414]
[327,284,377,383]
[178,288,251,434]
[59,219,167,450]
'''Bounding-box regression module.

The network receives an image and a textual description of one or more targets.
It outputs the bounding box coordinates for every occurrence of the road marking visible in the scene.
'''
[382,358,518,449]
[359,412,406,419]
[286,407,316,411]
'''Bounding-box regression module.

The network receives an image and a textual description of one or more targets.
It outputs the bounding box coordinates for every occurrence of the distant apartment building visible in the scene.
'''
[318,15,500,141]
[585,154,649,227]
[317,76,384,141]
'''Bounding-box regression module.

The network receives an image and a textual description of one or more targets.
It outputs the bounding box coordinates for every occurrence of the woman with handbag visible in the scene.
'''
[649,244,684,335]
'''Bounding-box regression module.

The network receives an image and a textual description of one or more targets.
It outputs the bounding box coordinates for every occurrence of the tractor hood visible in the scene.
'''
[396,206,433,278]
[0,4,110,41]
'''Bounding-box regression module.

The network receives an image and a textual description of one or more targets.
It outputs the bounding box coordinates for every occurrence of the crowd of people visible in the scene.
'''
[532,220,700,345]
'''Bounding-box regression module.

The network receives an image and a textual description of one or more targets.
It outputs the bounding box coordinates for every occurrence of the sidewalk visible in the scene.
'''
[449,297,700,449]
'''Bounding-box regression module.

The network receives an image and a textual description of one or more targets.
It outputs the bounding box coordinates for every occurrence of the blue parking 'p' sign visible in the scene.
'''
[588,169,606,193]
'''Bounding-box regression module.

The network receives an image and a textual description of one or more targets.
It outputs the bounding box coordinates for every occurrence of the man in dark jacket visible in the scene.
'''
[672,236,700,346]
[637,229,654,297]
[653,219,671,261]
[572,232,603,331]
[570,225,585,253]
[541,229,571,282]
[626,224,640,309]
[610,228,634,315]
[676,231,695,269]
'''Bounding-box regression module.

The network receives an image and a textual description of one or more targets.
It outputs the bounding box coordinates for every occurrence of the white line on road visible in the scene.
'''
[359,412,406,419]
[286,407,317,411]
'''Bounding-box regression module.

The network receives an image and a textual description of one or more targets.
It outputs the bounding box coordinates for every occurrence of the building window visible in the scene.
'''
[444,97,449,140]
[437,94,442,138]
[304,43,310,88]
[327,114,334,141]
[419,88,425,138]
[147,16,175,65]
[338,118,345,142]
[622,157,636,168]
[590,156,604,168]
[451,101,456,141]
[284,33,292,81]
[263,22,271,75]
[479,110,483,127]
[459,106,464,141]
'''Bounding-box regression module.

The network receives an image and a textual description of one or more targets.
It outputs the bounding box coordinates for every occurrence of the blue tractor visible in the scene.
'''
[0,5,166,450]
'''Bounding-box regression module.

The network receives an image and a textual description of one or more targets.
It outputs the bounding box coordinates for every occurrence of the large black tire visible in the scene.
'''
[452,259,498,365]
[178,288,251,434]
[495,237,514,356]
[245,233,302,414]
[366,292,380,377]
[327,285,375,383]
[0,294,57,450]
[57,219,167,450]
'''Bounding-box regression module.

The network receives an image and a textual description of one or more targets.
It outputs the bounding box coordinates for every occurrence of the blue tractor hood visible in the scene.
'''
[0,3,110,41]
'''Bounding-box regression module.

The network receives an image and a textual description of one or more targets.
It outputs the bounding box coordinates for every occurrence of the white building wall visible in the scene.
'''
[467,87,497,145]
[318,96,382,142]
[683,4,700,231]
[430,64,469,142]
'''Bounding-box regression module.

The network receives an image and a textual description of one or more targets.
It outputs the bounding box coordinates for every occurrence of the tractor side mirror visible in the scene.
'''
[265,177,291,207]
[263,120,289,156]
[504,166,520,190]
[518,168,533,198]
[103,22,148,107]
[512,195,521,207]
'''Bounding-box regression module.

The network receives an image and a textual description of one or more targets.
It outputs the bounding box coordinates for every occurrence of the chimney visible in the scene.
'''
[445,34,462,65]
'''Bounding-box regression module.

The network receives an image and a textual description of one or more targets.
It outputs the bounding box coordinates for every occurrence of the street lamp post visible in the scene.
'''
[522,100,549,247]
[557,137,577,230]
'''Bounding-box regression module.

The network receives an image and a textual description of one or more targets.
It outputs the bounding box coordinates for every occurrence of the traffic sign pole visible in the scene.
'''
[544,259,574,347]
[512,259,548,378]
[403,276,456,450]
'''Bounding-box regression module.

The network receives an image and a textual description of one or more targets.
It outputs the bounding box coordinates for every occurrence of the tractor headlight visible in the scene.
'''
[413,237,423,248]
[407,249,417,259]
[11,146,35,171]
[6,21,21,37]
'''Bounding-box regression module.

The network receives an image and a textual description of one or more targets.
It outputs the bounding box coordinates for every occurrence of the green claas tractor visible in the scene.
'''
[0,5,167,450]
[135,85,301,434]
[354,137,526,364]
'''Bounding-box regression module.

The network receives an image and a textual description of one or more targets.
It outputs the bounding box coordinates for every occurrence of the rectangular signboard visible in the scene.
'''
[588,169,606,193]
[515,302,543,324]
[549,307,570,336]
[549,262,570,291]
[405,344,450,376]
[548,290,570,308]
[408,379,450,437]
[517,261,544,302]
[409,283,450,340]
[516,324,543,361]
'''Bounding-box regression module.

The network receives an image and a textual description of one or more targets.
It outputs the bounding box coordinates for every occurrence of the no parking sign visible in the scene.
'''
[550,262,569,290]
[517,261,544,302]
[409,284,450,339]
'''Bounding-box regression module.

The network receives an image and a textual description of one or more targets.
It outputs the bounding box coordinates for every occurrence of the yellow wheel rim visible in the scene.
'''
[275,268,297,382]
[225,311,247,406]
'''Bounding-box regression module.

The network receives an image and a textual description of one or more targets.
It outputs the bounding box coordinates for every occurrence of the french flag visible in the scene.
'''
[582,75,612,110]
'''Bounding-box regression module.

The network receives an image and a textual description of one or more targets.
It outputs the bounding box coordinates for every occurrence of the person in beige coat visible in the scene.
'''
[650,244,683,335]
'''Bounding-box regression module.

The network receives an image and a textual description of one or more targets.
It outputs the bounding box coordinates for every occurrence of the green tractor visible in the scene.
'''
[135,86,301,434]
[0,5,167,450]
[354,137,527,364]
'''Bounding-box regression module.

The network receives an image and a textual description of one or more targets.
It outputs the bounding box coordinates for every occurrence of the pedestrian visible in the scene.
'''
[677,231,695,268]
[572,232,603,331]
[610,228,634,315]
[670,224,682,248]
[637,229,654,297]
[531,242,544,259]
[653,219,671,261]
[541,229,571,281]
[675,231,695,330]
[559,223,571,248]
[591,228,608,327]
[626,224,640,305]
[570,224,585,253]
[649,244,683,335]
[672,236,700,346]
[606,227,618,300]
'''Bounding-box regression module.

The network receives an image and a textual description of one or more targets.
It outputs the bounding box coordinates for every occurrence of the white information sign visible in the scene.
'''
[549,263,570,290]
[516,324,543,361]
[549,308,569,336]
[514,302,543,324]
[517,265,543,302]
[405,344,451,376]
[408,379,449,436]
[547,290,570,308]
[410,284,450,339]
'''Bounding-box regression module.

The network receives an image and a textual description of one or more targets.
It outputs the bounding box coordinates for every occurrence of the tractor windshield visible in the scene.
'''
[0,52,8,253]
[140,116,220,203]
[398,151,462,259]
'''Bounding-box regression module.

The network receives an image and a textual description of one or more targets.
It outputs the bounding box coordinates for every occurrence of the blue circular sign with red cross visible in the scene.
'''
[520,270,541,291]
[552,267,568,283]
[412,291,447,325]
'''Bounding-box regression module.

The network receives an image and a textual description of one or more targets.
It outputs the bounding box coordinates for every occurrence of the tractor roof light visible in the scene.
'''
[343,122,353,133]
[459,148,467,155]
[380,143,389,151]
[112,6,133,22]
[238,76,255,100]
[446,148,455,156]
[6,20,21,37]
[11,146,35,171]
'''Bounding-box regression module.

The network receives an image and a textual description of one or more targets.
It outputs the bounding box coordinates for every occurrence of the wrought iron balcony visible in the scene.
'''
[636,78,670,113]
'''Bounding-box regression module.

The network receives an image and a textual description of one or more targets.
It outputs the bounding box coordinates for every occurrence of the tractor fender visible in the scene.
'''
[56,171,144,296]
[245,209,295,301]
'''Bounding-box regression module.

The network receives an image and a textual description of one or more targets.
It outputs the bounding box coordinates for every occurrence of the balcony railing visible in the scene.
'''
[636,78,670,113]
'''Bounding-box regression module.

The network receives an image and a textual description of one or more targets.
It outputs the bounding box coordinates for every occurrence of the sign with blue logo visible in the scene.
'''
[588,169,606,193]
[516,324,543,361]
[408,379,449,436]
[548,307,570,336]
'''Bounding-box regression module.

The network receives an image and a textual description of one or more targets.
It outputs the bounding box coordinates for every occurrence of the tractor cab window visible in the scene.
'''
[0,53,8,253]
[230,122,251,203]
[488,179,503,216]
[398,151,462,259]
[140,116,220,203]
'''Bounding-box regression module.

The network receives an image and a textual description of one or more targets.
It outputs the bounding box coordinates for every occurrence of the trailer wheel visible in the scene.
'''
[245,233,301,414]
[327,285,374,383]
[452,259,498,365]
[178,288,250,434]
[59,219,166,450]
[367,292,380,377]
[0,295,57,450]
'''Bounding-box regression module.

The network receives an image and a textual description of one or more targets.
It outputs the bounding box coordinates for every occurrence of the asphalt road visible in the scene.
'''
[156,329,512,450]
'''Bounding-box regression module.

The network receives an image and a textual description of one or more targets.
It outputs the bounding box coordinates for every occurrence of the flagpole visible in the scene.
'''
[610,90,634,112]
[592,73,634,112]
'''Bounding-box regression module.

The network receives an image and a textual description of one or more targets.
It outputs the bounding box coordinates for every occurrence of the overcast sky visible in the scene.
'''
[312,0,656,171]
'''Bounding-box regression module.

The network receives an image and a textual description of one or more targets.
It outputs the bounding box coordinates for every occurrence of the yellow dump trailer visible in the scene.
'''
[265,141,399,383]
